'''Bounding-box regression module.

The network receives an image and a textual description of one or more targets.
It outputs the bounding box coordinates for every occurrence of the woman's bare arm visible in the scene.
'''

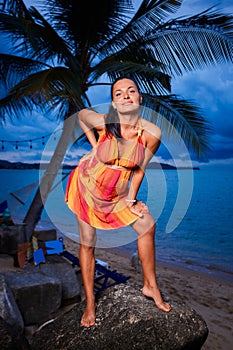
[78,109,105,148]
[127,122,161,214]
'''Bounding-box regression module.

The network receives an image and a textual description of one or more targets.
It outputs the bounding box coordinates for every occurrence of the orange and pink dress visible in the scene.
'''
[65,124,145,230]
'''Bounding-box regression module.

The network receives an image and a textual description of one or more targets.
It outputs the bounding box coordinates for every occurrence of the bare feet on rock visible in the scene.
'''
[81,302,96,328]
[80,286,170,327]
[142,286,171,312]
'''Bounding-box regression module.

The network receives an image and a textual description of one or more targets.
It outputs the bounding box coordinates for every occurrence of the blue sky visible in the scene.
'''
[0,0,233,168]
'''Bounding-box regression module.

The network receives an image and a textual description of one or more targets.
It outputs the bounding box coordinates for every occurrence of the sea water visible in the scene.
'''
[0,167,232,281]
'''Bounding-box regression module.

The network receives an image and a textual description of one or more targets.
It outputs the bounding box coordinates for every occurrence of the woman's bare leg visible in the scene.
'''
[77,217,97,327]
[132,214,171,312]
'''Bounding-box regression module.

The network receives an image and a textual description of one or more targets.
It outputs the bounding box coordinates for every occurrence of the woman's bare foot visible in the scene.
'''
[81,302,96,327]
[142,286,171,312]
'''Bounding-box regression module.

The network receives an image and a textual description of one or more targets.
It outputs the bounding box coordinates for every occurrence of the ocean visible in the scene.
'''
[0,166,232,282]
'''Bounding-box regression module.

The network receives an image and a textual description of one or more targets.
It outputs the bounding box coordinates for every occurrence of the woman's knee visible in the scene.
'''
[132,214,156,236]
[80,232,96,247]
[77,217,97,247]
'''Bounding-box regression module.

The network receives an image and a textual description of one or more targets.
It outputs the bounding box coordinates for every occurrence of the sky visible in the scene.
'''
[0,0,233,168]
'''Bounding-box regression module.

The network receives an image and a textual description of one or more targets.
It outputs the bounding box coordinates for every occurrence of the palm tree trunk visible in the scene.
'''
[23,115,78,241]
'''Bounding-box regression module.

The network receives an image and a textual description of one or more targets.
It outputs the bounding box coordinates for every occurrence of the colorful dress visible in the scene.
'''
[65,123,145,230]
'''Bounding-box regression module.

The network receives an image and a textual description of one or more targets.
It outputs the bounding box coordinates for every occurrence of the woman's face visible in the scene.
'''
[112,78,142,114]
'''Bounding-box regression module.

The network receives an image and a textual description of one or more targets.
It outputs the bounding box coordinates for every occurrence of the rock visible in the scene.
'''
[3,267,62,325]
[33,229,57,242]
[0,275,24,334]
[39,255,81,302]
[0,316,30,350]
[0,253,81,331]
[0,254,17,272]
[30,283,208,350]
[0,225,26,255]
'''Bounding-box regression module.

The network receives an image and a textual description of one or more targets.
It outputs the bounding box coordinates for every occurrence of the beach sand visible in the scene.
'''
[62,236,233,350]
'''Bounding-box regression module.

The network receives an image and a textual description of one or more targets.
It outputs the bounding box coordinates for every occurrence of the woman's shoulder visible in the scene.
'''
[141,119,161,140]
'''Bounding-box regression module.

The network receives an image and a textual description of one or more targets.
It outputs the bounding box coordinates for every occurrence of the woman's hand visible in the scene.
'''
[128,200,149,218]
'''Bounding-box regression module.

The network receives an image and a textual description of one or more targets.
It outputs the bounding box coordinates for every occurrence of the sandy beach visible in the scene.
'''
[62,236,233,350]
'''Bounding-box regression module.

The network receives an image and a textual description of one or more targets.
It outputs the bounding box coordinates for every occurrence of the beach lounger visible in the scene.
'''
[61,249,131,294]
[31,237,130,293]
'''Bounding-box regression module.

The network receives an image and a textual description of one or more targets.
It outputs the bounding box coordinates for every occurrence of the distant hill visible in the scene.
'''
[0,159,199,170]
[0,160,74,170]
[147,162,199,170]
[0,160,40,169]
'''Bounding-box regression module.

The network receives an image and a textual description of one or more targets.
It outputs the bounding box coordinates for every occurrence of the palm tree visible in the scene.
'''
[0,0,232,241]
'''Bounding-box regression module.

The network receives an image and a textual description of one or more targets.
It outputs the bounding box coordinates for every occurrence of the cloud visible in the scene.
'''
[0,112,61,163]
[171,63,233,161]
[176,0,232,16]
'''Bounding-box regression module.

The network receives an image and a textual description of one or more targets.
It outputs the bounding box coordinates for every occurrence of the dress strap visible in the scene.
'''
[137,118,143,137]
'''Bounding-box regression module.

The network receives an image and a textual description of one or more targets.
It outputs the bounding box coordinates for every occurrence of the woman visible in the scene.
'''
[66,77,171,327]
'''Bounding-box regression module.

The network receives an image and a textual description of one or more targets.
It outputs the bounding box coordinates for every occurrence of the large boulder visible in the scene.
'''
[0,316,30,350]
[0,275,24,334]
[39,255,81,302]
[30,283,208,350]
[0,253,81,330]
[3,267,62,325]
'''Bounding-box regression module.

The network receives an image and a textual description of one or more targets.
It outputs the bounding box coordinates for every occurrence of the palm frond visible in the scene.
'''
[9,67,83,106]
[142,93,212,157]
[97,37,171,72]
[147,8,233,75]
[40,0,134,50]
[0,12,31,53]
[133,0,182,25]
[0,53,49,88]
[27,6,76,64]
[0,92,36,123]
[90,53,171,95]
[0,65,85,122]
[1,0,33,20]
[99,0,182,56]
[0,8,75,65]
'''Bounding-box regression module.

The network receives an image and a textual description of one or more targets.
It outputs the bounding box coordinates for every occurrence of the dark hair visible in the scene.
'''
[105,104,122,138]
[105,76,140,138]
